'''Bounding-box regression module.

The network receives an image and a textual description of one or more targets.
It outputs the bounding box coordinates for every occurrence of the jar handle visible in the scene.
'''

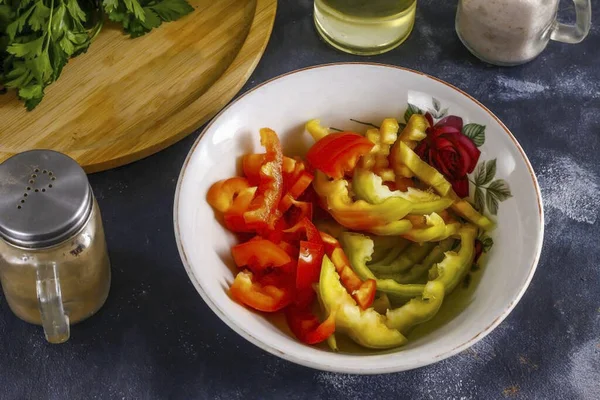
[550,0,591,44]
[36,262,70,344]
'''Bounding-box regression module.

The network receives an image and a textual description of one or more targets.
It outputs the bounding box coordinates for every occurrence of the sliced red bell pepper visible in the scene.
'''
[284,200,313,226]
[207,177,252,213]
[223,187,258,232]
[321,236,377,310]
[295,240,325,307]
[279,241,300,259]
[353,279,377,309]
[231,239,292,274]
[243,153,297,185]
[285,305,336,345]
[284,217,322,244]
[306,132,375,179]
[230,270,293,312]
[243,129,284,230]
[279,171,314,213]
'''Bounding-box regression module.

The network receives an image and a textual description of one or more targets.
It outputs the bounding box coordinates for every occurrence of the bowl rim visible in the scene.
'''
[173,62,545,374]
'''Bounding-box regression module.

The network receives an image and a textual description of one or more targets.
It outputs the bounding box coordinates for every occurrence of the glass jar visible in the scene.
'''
[455,0,592,66]
[314,0,417,56]
[0,150,111,344]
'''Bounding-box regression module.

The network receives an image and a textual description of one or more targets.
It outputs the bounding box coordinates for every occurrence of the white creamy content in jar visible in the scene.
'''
[456,0,559,65]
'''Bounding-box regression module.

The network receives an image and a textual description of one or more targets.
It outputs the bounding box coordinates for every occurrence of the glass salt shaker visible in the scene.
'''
[455,0,592,66]
[0,150,111,344]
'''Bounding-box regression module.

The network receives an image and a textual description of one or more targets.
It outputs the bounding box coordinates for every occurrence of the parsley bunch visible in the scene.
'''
[0,0,193,110]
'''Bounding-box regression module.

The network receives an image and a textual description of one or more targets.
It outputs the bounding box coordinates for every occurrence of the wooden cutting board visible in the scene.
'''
[0,0,276,173]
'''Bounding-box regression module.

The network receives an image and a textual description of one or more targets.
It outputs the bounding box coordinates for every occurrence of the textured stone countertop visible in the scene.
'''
[1,1,599,399]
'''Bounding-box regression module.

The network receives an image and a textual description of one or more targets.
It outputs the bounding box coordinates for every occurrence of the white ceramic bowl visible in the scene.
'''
[174,63,544,374]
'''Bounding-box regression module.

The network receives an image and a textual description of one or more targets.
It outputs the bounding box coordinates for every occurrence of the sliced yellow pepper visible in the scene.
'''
[352,168,454,214]
[313,171,413,229]
[385,280,445,333]
[305,119,330,142]
[401,213,461,242]
[339,233,426,298]
[394,142,494,230]
[428,224,477,294]
[318,256,407,349]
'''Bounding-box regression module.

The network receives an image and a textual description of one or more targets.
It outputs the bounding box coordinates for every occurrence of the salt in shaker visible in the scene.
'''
[0,150,111,343]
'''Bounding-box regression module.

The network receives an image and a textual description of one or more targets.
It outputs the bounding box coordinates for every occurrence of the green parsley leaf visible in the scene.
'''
[150,0,194,22]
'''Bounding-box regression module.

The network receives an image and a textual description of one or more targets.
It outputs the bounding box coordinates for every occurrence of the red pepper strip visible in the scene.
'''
[265,217,288,244]
[223,187,258,232]
[284,217,322,244]
[307,132,375,179]
[353,279,377,310]
[285,200,313,226]
[279,171,314,213]
[230,270,293,312]
[243,154,297,186]
[295,240,325,308]
[231,239,292,274]
[320,233,377,310]
[319,231,340,255]
[207,177,251,213]
[243,129,284,230]
[279,241,300,259]
[285,305,336,345]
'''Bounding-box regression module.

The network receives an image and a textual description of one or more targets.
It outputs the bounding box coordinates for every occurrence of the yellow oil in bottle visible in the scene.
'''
[314,0,417,55]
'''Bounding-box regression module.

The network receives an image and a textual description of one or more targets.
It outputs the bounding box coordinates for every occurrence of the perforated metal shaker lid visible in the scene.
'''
[0,150,92,248]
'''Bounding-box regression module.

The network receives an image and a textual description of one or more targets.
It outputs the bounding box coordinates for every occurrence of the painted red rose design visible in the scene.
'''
[414,113,481,198]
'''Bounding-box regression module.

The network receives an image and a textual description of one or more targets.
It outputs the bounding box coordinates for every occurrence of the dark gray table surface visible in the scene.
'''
[1,1,599,399]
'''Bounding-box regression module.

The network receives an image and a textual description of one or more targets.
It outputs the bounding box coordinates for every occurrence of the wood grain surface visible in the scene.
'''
[0,0,276,173]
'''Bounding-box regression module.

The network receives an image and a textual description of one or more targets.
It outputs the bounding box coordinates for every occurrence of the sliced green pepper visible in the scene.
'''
[339,233,426,298]
[367,220,413,236]
[398,114,429,145]
[369,241,436,274]
[449,192,495,231]
[313,171,413,229]
[401,213,461,242]
[352,168,454,214]
[360,118,399,171]
[326,333,339,352]
[395,141,494,230]
[428,224,477,294]
[368,239,410,269]
[395,141,452,196]
[305,119,330,142]
[377,238,455,284]
[372,293,392,314]
[385,280,445,333]
[318,256,407,349]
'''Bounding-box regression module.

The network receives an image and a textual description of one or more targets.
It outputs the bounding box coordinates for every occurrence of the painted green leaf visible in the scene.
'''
[473,162,486,186]
[432,97,441,112]
[404,103,422,122]
[482,159,496,185]
[487,179,512,202]
[485,190,499,215]
[474,186,485,213]
[481,236,494,253]
[463,123,486,147]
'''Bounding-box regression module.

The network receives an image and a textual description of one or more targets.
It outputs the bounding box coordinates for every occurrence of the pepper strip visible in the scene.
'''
[243,128,284,230]
[313,171,413,229]
[377,238,456,284]
[339,233,426,298]
[428,224,477,294]
[396,141,494,230]
[318,256,407,349]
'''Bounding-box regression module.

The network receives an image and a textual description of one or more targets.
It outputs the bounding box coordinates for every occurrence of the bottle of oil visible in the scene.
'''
[314,0,417,56]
